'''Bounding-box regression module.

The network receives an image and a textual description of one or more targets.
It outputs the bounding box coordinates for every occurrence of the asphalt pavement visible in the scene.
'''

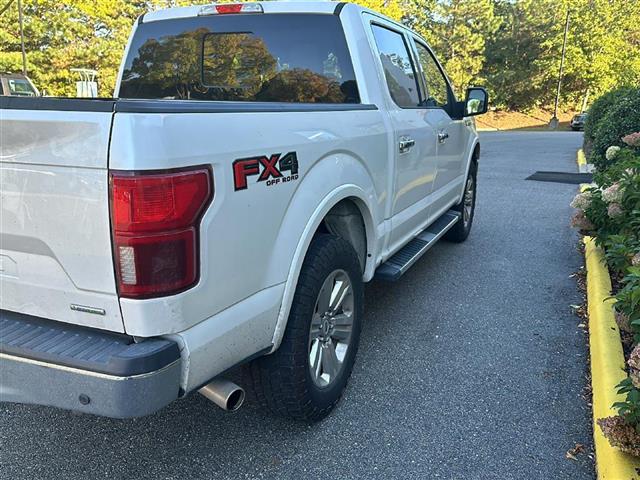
[0,131,593,480]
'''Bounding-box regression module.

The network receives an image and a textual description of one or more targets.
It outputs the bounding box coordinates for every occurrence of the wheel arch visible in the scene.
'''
[456,139,480,204]
[268,186,377,352]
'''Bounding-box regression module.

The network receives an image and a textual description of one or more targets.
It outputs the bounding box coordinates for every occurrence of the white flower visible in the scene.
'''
[607,203,624,218]
[605,145,621,161]
[632,253,640,267]
[570,191,592,210]
[602,183,624,203]
[570,211,594,231]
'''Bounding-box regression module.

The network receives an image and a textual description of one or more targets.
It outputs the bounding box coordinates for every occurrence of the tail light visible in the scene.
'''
[110,167,213,299]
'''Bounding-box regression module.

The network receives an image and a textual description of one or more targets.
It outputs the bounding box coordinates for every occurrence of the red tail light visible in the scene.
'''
[110,167,213,299]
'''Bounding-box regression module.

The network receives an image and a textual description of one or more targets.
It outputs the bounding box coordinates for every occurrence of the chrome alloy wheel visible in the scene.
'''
[463,175,475,226]
[308,269,354,388]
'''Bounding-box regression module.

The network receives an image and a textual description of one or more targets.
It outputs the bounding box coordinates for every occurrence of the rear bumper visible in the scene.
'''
[0,310,181,418]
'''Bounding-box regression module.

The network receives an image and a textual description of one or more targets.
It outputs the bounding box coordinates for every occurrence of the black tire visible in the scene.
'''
[444,160,477,243]
[245,234,363,422]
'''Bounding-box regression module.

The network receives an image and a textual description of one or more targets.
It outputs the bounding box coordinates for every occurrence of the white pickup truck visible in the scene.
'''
[0,1,487,421]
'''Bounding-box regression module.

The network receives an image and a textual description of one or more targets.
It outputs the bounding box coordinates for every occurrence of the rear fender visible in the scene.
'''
[267,154,380,351]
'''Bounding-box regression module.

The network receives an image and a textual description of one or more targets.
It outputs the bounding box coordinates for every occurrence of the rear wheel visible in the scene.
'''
[246,234,363,422]
[444,161,477,243]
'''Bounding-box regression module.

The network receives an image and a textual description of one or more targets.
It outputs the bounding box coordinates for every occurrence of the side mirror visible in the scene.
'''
[464,87,488,116]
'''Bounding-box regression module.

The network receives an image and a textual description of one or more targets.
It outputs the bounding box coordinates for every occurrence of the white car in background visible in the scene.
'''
[0,73,39,97]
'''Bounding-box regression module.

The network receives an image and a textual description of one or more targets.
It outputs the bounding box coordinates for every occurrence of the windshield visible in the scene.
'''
[119,14,359,103]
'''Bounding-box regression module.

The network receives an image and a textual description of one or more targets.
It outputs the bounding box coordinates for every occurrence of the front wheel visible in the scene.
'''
[246,234,363,422]
[444,161,477,243]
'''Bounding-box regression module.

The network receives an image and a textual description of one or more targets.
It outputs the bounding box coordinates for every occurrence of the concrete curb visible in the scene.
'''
[578,148,595,173]
[584,237,640,480]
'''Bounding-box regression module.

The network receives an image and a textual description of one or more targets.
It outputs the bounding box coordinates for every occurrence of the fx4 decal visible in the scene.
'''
[233,152,299,191]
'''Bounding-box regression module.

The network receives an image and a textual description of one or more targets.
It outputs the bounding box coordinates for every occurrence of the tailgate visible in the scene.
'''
[0,98,124,332]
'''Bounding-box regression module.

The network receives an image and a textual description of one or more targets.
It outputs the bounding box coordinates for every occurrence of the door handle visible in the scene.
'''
[438,131,449,144]
[398,136,415,154]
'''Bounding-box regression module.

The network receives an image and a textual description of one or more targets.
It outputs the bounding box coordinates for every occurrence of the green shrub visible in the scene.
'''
[590,88,640,170]
[584,87,634,142]
[594,147,640,187]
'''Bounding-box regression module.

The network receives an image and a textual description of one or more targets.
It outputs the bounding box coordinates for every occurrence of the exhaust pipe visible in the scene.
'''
[199,378,245,411]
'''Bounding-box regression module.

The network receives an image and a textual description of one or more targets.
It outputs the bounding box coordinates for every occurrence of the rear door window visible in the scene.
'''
[119,14,359,103]
[370,24,420,108]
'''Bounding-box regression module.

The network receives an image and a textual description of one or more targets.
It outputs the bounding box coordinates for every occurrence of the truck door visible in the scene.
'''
[366,19,439,252]
[411,38,470,215]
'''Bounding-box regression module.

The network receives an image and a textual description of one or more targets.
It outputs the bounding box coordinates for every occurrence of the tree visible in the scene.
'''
[405,0,500,94]
[483,0,640,110]
[344,0,405,22]
[1,0,638,107]
[0,0,149,96]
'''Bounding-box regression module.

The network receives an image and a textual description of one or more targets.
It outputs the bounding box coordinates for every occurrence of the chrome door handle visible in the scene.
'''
[398,136,415,154]
[438,131,449,144]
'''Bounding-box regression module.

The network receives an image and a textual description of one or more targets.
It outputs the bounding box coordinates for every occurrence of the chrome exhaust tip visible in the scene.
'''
[198,378,245,411]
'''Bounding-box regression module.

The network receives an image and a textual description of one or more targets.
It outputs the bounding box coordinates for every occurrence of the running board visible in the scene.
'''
[375,210,461,282]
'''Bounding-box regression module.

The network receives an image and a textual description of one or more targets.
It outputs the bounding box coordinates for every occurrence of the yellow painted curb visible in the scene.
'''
[584,236,640,479]
[578,148,587,167]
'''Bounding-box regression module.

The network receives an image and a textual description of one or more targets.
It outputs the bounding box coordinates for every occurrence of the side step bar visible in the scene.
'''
[375,210,461,282]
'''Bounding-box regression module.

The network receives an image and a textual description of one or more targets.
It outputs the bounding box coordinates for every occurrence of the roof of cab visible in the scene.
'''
[142,1,352,23]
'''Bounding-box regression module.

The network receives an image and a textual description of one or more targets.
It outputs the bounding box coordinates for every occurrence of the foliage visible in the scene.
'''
[405,0,500,94]
[602,235,640,277]
[613,377,640,436]
[484,0,640,110]
[571,90,640,449]
[1,0,640,105]
[590,89,640,170]
[482,0,554,109]
[587,160,640,445]
[584,87,634,143]
[344,0,404,22]
[0,0,153,96]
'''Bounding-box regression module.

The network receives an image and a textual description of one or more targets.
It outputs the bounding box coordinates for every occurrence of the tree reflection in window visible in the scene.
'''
[120,22,360,104]
[202,32,277,97]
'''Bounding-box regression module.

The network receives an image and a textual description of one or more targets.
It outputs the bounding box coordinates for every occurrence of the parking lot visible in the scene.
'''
[0,132,594,480]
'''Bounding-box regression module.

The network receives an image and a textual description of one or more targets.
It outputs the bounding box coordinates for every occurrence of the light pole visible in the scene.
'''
[550,7,570,129]
[17,0,27,75]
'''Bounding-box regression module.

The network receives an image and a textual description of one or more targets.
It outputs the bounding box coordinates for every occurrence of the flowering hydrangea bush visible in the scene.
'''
[571,133,640,454]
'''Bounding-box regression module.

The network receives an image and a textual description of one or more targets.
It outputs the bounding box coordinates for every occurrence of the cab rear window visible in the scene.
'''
[119,14,360,103]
